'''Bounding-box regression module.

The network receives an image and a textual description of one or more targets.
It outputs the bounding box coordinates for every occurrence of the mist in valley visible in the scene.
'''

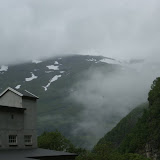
[69,56,160,148]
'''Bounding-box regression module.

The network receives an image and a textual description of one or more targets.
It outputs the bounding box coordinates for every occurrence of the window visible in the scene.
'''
[0,135,1,146]
[24,135,32,145]
[9,135,17,145]
[11,114,14,119]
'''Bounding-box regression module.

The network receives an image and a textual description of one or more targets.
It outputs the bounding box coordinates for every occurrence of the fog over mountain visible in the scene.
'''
[0,0,160,64]
[1,0,160,148]
[69,58,160,147]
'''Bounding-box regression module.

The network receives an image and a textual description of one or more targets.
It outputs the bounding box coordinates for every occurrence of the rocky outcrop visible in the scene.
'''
[139,142,160,160]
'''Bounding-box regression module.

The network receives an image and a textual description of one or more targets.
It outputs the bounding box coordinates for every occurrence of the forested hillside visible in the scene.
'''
[77,77,160,160]
[118,77,160,159]
[97,103,148,148]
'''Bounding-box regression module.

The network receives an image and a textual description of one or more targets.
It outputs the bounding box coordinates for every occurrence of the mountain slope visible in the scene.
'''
[97,103,148,148]
[118,78,160,159]
[0,55,123,147]
[94,77,160,160]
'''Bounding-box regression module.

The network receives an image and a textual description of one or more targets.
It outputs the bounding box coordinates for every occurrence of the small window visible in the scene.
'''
[9,135,17,145]
[24,135,32,145]
[0,135,1,146]
[11,114,14,119]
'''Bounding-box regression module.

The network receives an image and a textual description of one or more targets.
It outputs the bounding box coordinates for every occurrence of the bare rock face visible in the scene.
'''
[139,142,160,160]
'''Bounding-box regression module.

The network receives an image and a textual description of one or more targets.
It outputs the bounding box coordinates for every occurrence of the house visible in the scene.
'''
[0,87,38,149]
[0,87,77,160]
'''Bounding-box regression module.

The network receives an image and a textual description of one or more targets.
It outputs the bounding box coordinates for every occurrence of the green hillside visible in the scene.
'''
[97,103,148,148]
[118,77,160,159]
[77,77,160,160]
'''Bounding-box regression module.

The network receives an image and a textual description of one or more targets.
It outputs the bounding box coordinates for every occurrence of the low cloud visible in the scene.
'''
[69,56,160,148]
[0,0,160,64]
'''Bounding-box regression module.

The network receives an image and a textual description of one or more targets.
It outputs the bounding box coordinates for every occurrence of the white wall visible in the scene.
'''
[0,91,22,108]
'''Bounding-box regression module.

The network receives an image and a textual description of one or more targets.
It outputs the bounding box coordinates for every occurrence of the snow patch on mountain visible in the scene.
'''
[99,58,121,65]
[86,58,97,62]
[45,71,54,73]
[25,72,38,81]
[47,65,59,70]
[15,85,21,89]
[54,61,59,65]
[43,75,61,91]
[0,65,8,72]
[86,57,123,65]
[60,71,65,73]
[32,60,42,64]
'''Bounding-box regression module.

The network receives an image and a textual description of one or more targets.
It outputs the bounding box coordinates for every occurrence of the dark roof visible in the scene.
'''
[0,105,26,112]
[0,148,77,160]
[14,88,39,99]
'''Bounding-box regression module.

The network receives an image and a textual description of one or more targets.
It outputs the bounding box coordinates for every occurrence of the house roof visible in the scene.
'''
[0,148,77,160]
[0,87,39,99]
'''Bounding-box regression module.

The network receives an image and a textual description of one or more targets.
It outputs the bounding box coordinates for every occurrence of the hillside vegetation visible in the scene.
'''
[77,77,160,160]
[97,103,148,148]
[118,77,160,159]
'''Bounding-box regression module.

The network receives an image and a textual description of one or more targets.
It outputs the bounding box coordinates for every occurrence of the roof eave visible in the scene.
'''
[0,87,23,97]
[22,96,39,100]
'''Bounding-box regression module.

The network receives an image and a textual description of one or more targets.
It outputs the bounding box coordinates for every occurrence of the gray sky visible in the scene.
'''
[0,0,160,64]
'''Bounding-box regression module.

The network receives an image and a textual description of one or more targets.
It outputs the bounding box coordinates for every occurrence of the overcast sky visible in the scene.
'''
[0,0,160,64]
